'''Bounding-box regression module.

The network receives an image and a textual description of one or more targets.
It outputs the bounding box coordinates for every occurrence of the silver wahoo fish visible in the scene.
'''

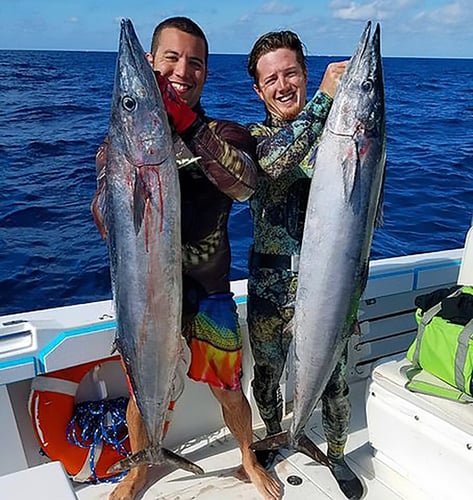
[252,21,386,462]
[94,18,202,475]
[290,20,386,447]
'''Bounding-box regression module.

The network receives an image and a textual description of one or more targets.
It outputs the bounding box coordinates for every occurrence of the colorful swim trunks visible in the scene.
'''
[182,292,242,391]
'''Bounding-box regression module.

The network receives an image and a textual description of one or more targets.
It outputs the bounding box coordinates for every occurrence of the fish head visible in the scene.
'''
[109,19,173,168]
[327,21,385,145]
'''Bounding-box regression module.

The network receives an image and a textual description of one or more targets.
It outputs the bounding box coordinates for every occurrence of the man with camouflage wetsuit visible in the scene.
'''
[246,30,364,499]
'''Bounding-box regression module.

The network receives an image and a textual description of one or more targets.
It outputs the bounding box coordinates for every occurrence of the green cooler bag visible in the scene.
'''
[406,287,473,400]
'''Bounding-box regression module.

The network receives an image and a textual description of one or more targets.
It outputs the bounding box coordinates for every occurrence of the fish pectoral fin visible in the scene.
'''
[340,153,359,204]
[294,433,330,467]
[133,167,162,235]
[107,446,204,475]
[250,430,289,452]
[133,168,151,235]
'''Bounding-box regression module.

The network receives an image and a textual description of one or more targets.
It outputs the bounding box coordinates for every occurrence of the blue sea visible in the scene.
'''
[0,50,472,316]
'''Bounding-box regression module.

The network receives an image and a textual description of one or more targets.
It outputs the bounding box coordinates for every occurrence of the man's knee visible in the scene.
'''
[210,384,245,409]
[253,362,283,390]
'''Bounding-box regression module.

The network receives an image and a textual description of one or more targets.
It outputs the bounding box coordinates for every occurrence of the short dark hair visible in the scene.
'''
[150,16,209,64]
[248,30,307,84]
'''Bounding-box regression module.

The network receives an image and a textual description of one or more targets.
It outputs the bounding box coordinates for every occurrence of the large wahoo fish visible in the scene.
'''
[95,18,202,475]
[290,19,386,447]
[253,20,386,461]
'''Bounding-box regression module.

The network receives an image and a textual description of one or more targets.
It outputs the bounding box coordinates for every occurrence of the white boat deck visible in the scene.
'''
[74,376,429,500]
[0,246,470,499]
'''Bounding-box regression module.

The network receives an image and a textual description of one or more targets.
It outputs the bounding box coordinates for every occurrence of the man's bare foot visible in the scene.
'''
[108,467,147,500]
[242,452,282,500]
[234,464,250,482]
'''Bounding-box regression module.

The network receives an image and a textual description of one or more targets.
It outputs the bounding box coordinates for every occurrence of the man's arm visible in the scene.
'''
[250,90,332,179]
[155,72,257,202]
[251,60,347,179]
[182,118,258,202]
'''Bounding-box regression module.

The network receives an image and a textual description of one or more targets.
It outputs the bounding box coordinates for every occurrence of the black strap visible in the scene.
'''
[250,250,298,271]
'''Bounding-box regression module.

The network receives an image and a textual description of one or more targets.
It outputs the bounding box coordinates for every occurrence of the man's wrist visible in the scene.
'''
[180,114,204,142]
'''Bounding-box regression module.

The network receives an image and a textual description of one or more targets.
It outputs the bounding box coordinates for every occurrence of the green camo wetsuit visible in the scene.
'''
[247,90,351,460]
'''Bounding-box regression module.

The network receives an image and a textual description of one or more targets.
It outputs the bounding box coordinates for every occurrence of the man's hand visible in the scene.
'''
[319,60,349,99]
[155,72,197,134]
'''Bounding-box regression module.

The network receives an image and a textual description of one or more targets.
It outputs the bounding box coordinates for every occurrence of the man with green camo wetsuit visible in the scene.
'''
[246,30,364,499]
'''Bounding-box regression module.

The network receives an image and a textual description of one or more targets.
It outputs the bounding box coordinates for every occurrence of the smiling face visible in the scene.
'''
[254,47,307,121]
[151,27,207,109]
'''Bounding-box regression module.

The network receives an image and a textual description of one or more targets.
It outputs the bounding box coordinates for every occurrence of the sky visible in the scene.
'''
[0,0,472,58]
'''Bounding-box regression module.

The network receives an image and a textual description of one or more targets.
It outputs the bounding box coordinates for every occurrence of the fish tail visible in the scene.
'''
[161,447,204,475]
[250,430,289,452]
[107,447,156,473]
[250,431,329,468]
[107,446,204,475]
[294,433,330,467]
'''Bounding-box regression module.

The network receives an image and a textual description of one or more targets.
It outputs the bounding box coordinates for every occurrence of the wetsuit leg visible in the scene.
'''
[247,293,292,436]
[322,346,350,459]
[322,345,364,500]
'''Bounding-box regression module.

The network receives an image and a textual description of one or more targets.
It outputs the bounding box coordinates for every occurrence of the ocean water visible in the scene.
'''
[0,50,472,316]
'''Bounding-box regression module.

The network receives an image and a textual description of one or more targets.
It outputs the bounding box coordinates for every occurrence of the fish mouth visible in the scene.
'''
[116,19,175,168]
[355,21,373,65]
[346,21,381,83]
[326,21,383,138]
[119,19,149,75]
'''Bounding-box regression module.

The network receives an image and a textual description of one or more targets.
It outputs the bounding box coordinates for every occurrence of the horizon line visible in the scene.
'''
[0,48,472,60]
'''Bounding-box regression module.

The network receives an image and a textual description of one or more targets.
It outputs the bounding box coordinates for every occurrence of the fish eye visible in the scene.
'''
[122,96,137,112]
[361,80,373,92]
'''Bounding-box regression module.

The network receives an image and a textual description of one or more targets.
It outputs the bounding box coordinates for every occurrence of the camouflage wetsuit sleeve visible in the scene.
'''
[249,91,332,179]
[182,116,258,201]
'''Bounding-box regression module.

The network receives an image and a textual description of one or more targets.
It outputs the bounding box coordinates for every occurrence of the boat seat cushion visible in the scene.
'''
[369,354,473,435]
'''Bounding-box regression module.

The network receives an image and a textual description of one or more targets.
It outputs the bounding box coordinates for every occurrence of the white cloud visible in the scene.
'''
[258,1,297,15]
[328,0,417,21]
[238,14,253,23]
[410,1,469,33]
[421,2,462,25]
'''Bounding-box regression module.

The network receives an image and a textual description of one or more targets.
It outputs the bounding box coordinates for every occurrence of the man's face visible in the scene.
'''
[254,48,307,121]
[151,27,207,109]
